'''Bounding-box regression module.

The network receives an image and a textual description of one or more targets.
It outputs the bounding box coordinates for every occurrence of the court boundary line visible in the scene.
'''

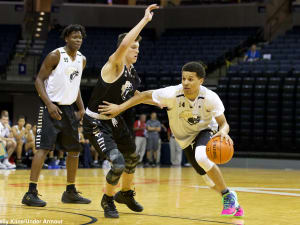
[0,204,238,225]
[187,185,300,197]
[0,204,97,225]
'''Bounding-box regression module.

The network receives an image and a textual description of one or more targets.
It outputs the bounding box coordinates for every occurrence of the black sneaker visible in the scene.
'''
[22,191,46,207]
[16,162,27,169]
[114,190,143,212]
[61,189,91,204]
[101,194,119,218]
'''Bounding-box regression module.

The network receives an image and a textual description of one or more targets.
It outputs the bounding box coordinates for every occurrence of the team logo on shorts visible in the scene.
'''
[111,118,118,127]
[179,110,201,125]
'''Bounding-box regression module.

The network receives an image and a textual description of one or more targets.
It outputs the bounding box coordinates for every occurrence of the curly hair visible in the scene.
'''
[60,24,87,39]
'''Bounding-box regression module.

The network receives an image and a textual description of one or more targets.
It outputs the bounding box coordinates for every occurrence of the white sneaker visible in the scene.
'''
[3,159,16,169]
[0,162,7,169]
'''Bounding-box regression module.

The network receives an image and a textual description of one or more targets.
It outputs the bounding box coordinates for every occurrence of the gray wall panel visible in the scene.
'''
[0,2,24,24]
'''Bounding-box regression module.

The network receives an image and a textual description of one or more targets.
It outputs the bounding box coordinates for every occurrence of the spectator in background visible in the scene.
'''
[12,115,27,168]
[79,125,91,168]
[90,145,100,168]
[133,114,147,165]
[25,123,36,155]
[145,112,161,167]
[1,110,12,126]
[0,111,17,169]
[168,127,182,167]
[156,123,167,165]
[243,44,261,62]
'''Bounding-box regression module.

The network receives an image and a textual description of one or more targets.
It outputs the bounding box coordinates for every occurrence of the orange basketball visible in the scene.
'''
[206,136,234,164]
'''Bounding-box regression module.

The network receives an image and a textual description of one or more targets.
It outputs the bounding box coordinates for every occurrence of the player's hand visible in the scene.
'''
[98,101,122,118]
[144,4,159,22]
[212,131,233,146]
[47,103,62,120]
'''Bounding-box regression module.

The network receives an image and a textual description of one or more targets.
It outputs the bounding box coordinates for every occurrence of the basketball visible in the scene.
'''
[206,136,234,164]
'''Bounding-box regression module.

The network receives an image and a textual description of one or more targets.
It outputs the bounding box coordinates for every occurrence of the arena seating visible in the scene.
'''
[0,24,21,74]
[218,27,300,155]
[42,27,257,87]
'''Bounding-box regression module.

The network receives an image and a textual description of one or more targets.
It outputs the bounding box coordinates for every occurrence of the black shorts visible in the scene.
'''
[82,114,136,159]
[35,102,81,152]
[183,129,214,175]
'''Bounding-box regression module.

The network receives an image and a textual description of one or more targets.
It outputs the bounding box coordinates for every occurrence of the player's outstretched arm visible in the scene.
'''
[107,4,159,70]
[98,90,153,118]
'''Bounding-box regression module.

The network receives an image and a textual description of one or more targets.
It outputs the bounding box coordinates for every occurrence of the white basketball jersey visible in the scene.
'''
[152,84,225,149]
[44,47,83,105]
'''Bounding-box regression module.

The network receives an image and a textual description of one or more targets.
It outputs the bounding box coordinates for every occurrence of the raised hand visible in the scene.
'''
[144,4,159,22]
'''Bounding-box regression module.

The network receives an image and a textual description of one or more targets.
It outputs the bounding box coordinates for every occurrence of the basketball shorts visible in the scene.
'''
[183,129,214,175]
[35,102,81,152]
[82,114,136,159]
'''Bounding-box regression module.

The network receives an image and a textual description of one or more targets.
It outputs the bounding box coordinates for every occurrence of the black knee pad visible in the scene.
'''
[106,149,125,185]
[124,152,140,174]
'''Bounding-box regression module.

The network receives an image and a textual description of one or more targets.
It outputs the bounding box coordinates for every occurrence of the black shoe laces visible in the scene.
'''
[30,191,42,199]
[69,189,84,198]
[123,190,136,198]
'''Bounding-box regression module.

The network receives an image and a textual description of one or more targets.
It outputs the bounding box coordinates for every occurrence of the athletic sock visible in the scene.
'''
[29,182,37,192]
[221,188,230,196]
[66,184,75,192]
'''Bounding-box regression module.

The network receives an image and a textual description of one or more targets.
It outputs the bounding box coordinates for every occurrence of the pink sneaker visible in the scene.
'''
[234,206,244,217]
[221,191,241,217]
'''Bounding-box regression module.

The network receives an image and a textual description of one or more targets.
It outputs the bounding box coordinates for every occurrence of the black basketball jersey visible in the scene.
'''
[87,66,141,114]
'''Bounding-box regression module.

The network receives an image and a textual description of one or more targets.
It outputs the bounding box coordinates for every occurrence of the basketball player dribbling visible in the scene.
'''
[98,61,244,217]
[22,24,91,207]
[82,4,159,218]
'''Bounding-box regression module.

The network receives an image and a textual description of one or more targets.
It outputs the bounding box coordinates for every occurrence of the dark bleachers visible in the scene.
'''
[217,75,300,155]
[0,24,21,75]
[228,26,300,79]
[42,27,257,90]
[180,0,264,5]
[221,26,300,155]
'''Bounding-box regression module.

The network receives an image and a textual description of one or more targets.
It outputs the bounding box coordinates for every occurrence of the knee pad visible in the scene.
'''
[106,149,125,185]
[124,152,140,174]
[195,145,214,172]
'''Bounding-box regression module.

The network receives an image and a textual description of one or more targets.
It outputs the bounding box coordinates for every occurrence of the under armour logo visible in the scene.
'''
[111,118,118,127]
[64,58,68,62]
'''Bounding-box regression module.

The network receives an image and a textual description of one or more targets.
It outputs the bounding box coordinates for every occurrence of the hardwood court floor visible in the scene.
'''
[1,167,300,225]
